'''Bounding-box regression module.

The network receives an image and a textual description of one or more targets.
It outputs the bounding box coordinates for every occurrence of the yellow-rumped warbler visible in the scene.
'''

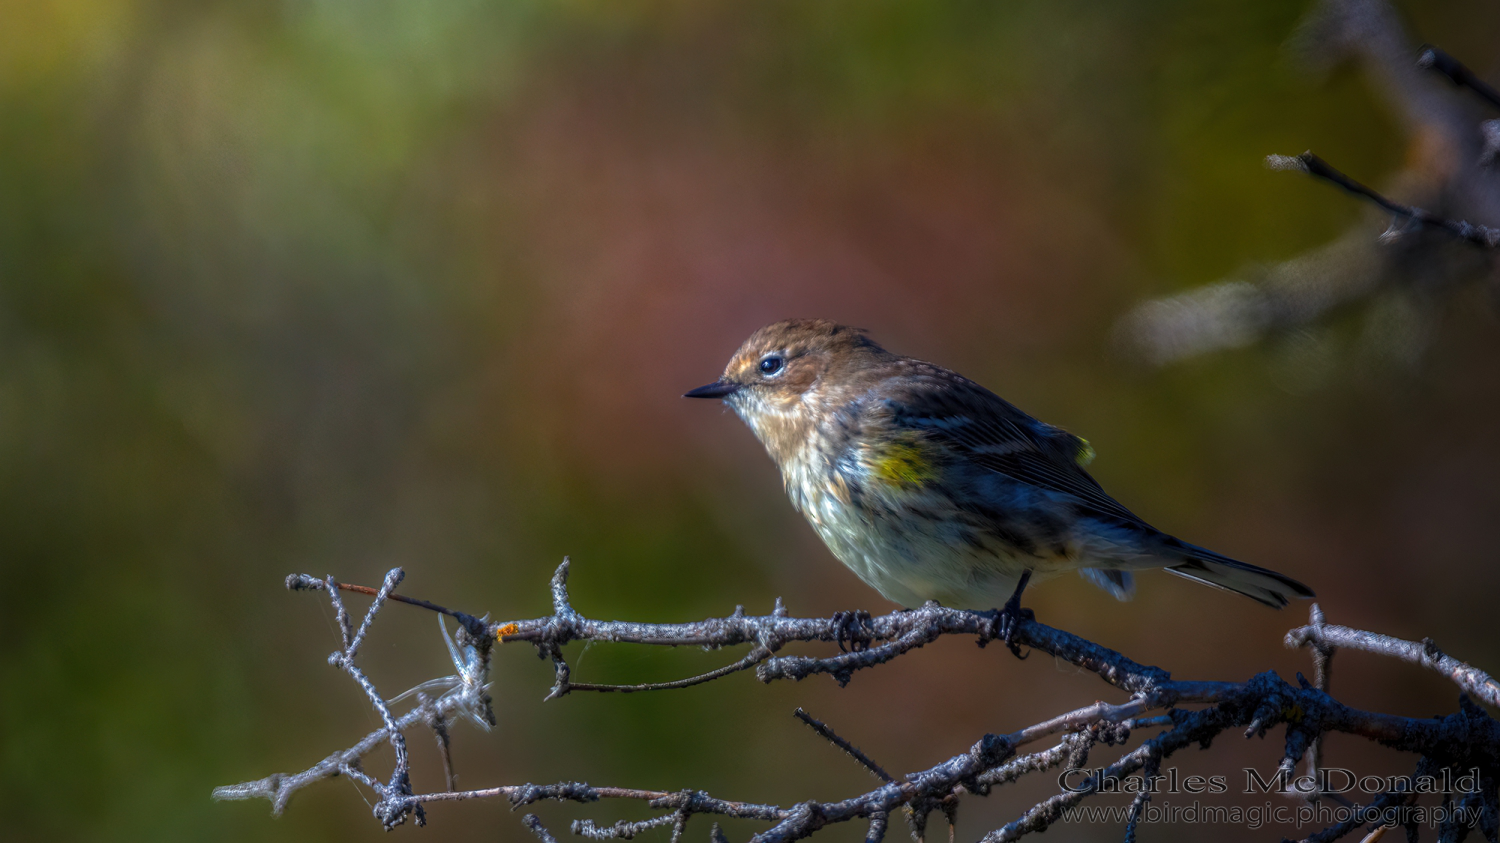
[686,319,1312,649]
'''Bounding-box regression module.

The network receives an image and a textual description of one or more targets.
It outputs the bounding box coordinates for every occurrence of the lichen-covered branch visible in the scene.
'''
[214,561,1500,842]
[1288,619,1500,710]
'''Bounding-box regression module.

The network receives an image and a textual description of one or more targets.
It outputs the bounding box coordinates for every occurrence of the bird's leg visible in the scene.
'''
[999,570,1034,658]
[830,609,874,653]
[979,570,1034,659]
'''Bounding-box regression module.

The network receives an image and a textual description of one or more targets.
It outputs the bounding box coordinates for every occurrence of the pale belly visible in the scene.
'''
[797,480,1055,610]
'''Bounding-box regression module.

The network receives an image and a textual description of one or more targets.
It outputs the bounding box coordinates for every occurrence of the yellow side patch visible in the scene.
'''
[873,438,937,488]
[1075,437,1096,466]
[495,622,520,639]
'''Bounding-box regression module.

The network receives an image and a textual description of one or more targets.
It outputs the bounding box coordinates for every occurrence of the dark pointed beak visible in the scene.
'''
[684,380,740,399]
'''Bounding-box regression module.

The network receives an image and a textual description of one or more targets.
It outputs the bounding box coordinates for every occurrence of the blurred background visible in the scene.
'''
[3,0,1499,841]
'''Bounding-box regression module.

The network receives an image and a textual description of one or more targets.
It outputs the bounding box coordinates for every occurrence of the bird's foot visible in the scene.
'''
[830,610,874,653]
[978,597,1034,660]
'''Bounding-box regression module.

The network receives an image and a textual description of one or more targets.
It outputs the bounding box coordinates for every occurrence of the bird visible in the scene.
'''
[684,318,1313,653]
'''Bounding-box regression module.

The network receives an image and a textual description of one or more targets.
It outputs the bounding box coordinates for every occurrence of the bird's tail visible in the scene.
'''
[1162,541,1314,608]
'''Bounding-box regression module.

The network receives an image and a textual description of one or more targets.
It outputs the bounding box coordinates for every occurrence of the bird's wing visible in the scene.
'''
[876,365,1149,527]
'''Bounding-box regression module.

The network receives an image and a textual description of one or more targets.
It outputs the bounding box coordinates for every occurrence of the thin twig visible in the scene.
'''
[286,572,486,635]
[1267,152,1500,249]
[565,646,773,694]
[320,568,425,828]
[523,814,559,843]
[573,811,680,840]
[420,694,458,792]
[1419,45,1500,111]
[1115,8,1500,368]
[1301,603,1341,805]
[793,709,894,783]
[1287,617,1500,709]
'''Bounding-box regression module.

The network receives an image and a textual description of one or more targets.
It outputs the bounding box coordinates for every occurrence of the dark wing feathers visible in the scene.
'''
[882,367,1147,526]
[869,362,1315,605]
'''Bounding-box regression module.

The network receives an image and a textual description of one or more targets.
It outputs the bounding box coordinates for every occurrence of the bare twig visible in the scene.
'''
[214,568,495,826]
[420,694,458,792]
[1286,604,1360,811]
[1418,45,1500,111]
[1301,756,1434,843]
[322,568,425,828]
[1116,0,1500,368]
[524,814,560,843]
[1288,617,1500,709]
[1122,751,1160,843]
[286,572,487,637]
[218,566,1500,842]
[496,561,1171,698]
[793,709,894,783]
[572,810,680,840]
[564,645,773,694]
[1266,152,1500,249]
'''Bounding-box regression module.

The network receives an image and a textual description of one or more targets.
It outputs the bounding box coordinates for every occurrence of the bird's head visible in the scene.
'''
[685,319,885,447]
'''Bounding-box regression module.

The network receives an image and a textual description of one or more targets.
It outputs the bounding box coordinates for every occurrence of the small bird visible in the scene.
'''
[686,319,1312,651]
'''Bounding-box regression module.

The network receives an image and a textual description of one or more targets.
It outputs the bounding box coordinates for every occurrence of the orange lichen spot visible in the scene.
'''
[495,622,520,639]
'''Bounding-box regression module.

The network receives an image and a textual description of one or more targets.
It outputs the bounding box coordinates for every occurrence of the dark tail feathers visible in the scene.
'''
[1163,542,1314,609]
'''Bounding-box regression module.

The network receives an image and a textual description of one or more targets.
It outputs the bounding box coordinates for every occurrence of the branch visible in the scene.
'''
[793,708,894,784]
[1266,152,1500,249]
[1114,0,1500,367]
[1288,618,1500,710]
[214,569,496,827]
[1418,45,1500,111]
[495,558,1170,696]
[216,564,1500,842]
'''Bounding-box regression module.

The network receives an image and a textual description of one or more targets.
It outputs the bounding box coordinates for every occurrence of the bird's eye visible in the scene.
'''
[759,355,785,376]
